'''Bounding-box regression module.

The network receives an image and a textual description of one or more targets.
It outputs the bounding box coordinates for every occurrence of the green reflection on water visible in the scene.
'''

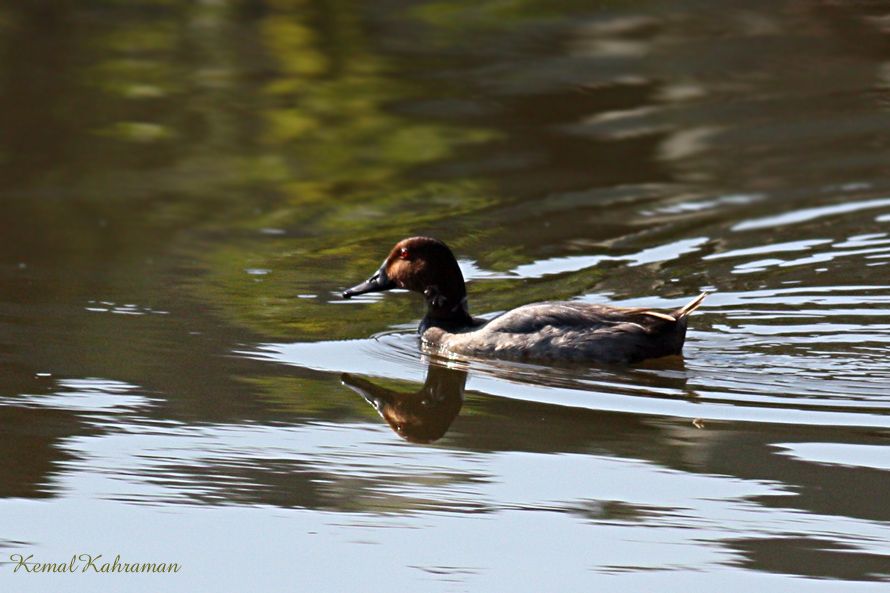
[240,373,377,417]
[180,0,508,339]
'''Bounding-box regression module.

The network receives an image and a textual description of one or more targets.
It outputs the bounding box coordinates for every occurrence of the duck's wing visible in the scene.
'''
[443,295,709,363]
[482,302,678,335]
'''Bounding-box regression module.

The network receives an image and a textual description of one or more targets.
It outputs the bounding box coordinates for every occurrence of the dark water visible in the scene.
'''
[2,0,890,590]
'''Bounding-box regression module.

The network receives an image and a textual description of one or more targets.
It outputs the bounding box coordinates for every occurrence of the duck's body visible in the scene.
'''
[342,237,709,364]
[422,298,706,363]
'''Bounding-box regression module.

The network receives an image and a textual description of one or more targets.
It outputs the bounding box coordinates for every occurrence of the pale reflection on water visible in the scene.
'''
[2,383,889,591]
[1,0,890,591]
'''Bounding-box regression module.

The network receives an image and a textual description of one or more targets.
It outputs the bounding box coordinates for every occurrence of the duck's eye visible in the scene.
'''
[398,247,410,260]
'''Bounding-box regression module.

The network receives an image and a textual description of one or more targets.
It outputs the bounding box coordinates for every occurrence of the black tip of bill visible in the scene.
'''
[341,267,395,299]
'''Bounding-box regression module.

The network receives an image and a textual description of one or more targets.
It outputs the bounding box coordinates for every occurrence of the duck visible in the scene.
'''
[342,236,709,364]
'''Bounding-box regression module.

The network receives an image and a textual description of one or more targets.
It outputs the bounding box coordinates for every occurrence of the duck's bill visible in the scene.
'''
[341,373,392,410]
[341,265,396,298]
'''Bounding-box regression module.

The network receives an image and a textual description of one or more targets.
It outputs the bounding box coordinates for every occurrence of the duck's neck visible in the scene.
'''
[418,283,474,333]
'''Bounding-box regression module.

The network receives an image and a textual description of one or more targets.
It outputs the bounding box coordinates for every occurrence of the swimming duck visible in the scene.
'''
[342,237,709,364]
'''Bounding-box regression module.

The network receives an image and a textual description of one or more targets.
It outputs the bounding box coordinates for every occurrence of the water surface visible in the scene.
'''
[1,0,889,590]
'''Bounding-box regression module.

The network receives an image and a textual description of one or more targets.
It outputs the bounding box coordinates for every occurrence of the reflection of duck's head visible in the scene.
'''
[341,364,466,444]
[342,236,710,364]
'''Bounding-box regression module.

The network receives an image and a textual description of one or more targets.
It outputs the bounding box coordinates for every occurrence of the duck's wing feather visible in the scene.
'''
[433,301,686,363]
[481,301,676,335]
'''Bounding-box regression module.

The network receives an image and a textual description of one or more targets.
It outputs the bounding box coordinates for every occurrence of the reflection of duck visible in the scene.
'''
[341,364,465,443]
[342,236,709,363]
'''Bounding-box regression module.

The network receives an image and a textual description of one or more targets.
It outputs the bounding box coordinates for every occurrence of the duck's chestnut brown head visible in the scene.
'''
[342,237,471,324]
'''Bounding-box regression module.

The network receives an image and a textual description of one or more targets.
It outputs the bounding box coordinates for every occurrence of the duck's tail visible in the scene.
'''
[672,291,711,320]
